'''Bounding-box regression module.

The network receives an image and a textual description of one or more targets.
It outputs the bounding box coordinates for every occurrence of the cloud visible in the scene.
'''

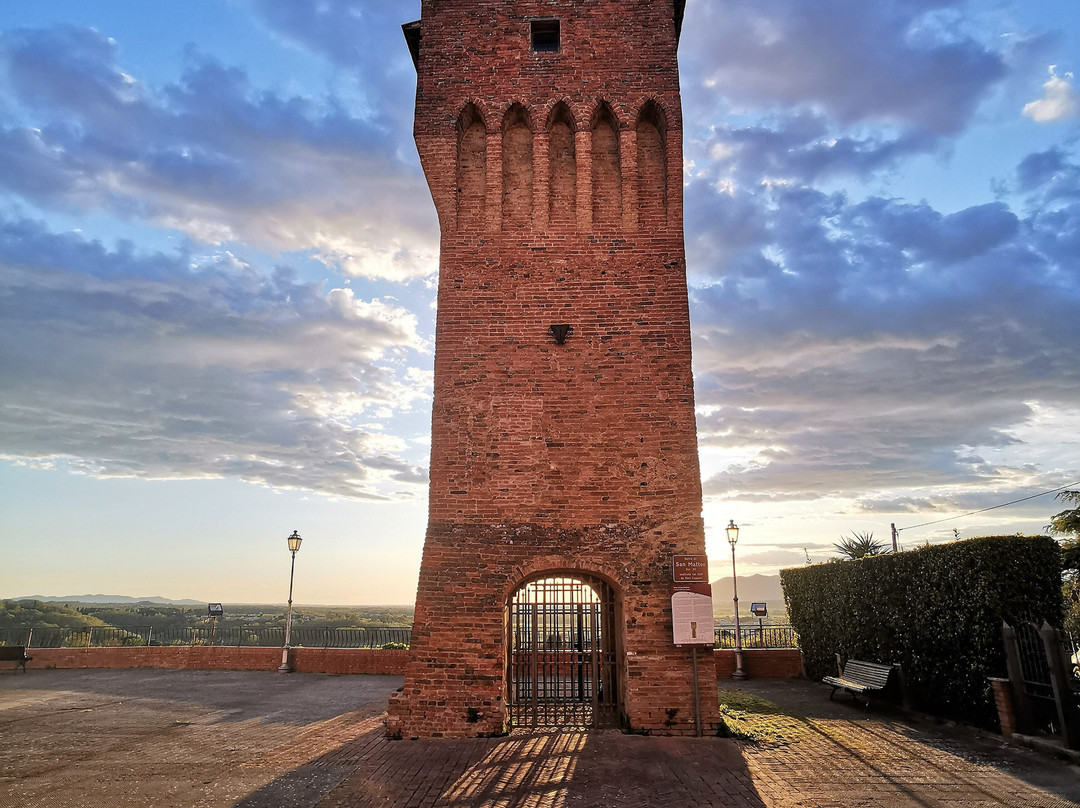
[679,0,1080,509]
[1023,66,1080,122]
[1,1,1077,541]
[0,216,430,498]
[682,0,1007,135]
[0,25,436,281]
[246,0,418,88]
[739,548,812,567]
[689,147,1080,502]
[696,113,938,187]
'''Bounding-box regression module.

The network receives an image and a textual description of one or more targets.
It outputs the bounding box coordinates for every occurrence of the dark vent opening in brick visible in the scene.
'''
[531,19,560,52]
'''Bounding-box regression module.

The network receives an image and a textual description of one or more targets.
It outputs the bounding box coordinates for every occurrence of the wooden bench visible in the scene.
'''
[0,646,32,673]
[823,656,901,704]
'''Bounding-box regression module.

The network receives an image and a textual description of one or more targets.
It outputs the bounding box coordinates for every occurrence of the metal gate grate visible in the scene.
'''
[1008,619,1067,734]
[508,576,619,730]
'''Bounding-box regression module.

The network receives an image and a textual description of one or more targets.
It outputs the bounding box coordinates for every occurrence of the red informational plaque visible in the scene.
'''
[671,582,715,646]
[672,554,709,583]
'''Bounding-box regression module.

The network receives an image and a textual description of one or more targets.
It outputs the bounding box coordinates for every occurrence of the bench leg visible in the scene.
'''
[848,690,870,708]
[838,688,869,707]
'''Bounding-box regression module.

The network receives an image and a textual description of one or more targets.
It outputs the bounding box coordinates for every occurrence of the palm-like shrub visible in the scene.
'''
[834,531,888,559]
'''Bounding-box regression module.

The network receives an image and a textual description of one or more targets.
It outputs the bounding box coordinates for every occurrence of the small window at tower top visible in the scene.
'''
[531,19,560,53]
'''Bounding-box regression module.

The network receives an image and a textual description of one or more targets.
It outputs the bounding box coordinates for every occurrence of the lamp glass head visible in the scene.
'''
[726,520,739,546]
[287,530,302,552]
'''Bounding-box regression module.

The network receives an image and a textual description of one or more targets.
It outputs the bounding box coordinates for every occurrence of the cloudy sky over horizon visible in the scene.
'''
[1,0,1078,605]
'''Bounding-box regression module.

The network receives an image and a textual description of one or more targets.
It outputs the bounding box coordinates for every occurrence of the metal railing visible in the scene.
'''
[0,625,411,649]
[714,622,799,650]
[3,622,798,650]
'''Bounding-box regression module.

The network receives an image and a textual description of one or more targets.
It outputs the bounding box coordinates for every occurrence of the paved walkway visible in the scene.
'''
[2,670,1078,807]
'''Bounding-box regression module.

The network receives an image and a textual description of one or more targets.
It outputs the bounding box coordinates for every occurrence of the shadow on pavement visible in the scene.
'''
[725,678,1080,805]
[233,721,768,808]
[8,671,1076,807]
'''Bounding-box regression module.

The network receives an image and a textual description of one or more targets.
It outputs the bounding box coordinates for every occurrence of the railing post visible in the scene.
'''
[1002,620,1035,735]
[1040,622,1080,749]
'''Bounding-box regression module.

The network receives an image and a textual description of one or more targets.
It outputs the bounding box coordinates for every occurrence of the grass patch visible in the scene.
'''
[717,689,808,747]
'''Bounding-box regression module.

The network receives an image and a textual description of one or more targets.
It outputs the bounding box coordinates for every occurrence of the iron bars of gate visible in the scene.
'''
[1,625,411,649]
[1002,618,1080,749]
[714,622,799,650]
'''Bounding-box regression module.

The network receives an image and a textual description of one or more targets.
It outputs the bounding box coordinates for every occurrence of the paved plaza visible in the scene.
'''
[1,669,1078,807]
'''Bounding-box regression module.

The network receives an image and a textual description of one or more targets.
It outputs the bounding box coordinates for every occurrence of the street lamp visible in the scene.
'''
[727,520,746,680]
[278,530,303,673]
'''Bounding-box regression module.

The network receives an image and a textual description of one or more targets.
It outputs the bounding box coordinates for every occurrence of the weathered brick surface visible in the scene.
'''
[715,650,806,680]
[989,677,1015,738]
[23,646,800,683]
[29,646,407,675]
[393,0,718,738]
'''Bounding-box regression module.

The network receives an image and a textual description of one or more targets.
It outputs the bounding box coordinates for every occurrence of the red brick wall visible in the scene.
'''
[714,650,806,680]
[26,647,408,675]
[391,0,718,739]
[988,677,1013,737]
[22,647,798,683]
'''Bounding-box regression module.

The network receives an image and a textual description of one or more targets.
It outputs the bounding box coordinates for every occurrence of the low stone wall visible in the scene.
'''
[25,646,799,680]
[714,648,805,679]
[28,646,408,675]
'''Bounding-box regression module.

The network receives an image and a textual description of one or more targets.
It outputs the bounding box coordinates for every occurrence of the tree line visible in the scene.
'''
[0,600,413,631]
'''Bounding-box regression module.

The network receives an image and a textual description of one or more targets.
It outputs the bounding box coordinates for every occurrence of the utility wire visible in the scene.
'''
[897,480,1080,533]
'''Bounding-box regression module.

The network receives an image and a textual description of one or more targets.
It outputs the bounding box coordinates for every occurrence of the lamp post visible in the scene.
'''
[727,520,746,680]
[278,530,303,673]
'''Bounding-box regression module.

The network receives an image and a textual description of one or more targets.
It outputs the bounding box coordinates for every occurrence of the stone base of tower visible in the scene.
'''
[386,521,722,739]
[619,649,723,736]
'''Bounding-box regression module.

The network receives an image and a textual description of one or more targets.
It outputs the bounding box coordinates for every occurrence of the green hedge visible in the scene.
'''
[781,535,1062,727]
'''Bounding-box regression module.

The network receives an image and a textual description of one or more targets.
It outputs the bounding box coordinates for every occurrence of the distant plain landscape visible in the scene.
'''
[3,574,787,632]
[0,598,414,634]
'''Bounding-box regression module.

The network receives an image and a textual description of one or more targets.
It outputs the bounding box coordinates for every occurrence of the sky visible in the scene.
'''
[0,0,1078,606]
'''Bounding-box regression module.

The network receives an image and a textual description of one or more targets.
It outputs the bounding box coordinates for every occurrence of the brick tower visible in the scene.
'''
[389,0,719,738]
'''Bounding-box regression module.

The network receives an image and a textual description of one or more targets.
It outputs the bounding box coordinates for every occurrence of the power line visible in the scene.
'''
[897,480,1080,533]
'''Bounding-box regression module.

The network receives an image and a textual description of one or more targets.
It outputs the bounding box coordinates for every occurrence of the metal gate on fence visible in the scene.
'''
[508,575,620,730]
[1002,618,1080,748]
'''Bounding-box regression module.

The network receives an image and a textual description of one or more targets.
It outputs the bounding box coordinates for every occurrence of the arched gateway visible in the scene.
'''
[508,574,620,729]
[388,0,719,739]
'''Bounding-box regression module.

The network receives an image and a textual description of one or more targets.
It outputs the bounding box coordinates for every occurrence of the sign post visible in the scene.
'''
[671,555,714,736]
[208,603,223,647]
[750,602,767,645]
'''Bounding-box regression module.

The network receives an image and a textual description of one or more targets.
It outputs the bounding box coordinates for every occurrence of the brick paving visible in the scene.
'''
[3,670,1079,808]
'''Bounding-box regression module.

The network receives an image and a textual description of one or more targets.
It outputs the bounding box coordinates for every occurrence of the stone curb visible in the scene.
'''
[1011,732,1080,765]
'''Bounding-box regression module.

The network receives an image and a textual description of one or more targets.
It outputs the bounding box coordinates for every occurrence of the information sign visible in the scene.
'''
[672,554,709,584]
[671,582,715,646]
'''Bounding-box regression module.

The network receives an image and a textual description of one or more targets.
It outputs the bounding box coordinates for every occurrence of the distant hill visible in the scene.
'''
[11,594,205,607]
[709,574,785,610]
